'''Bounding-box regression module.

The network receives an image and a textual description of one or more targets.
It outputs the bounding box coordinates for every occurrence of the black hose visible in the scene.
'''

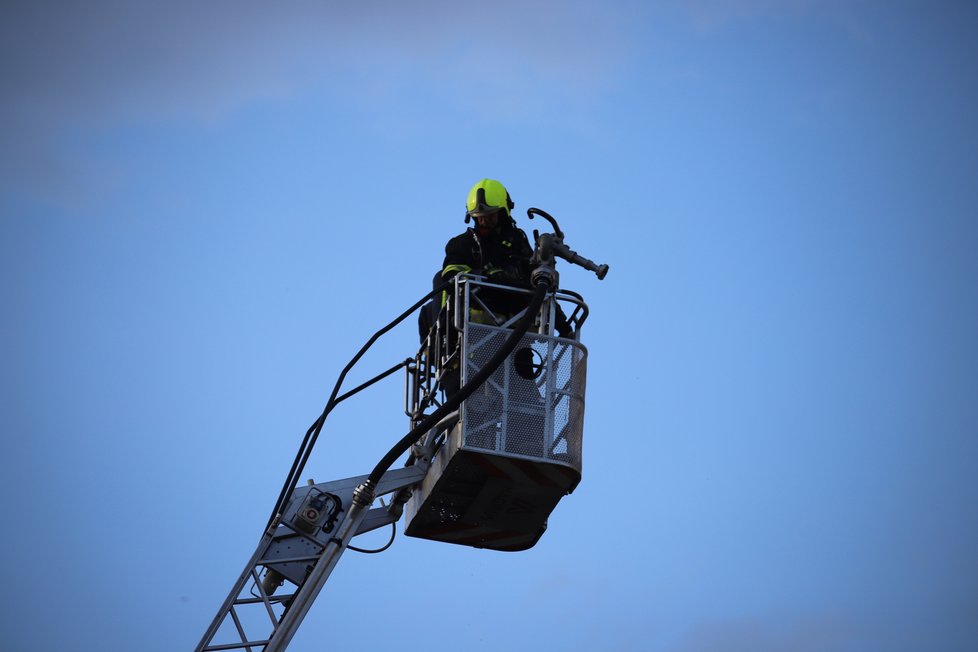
[265,281,450,532]
[366,282,549,488]
[348,522,397,554]
[334,359,410,405]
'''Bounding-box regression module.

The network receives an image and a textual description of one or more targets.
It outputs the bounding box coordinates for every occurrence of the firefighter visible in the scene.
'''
[441,178,535,319]
[441,178,572,333]
[437,180,570,430]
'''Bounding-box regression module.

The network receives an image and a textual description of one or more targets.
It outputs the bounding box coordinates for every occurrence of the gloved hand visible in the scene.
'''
[556,306,573,338]
[486,264,524,285]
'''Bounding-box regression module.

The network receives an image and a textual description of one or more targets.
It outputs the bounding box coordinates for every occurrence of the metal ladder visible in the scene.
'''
[194,465,428,652]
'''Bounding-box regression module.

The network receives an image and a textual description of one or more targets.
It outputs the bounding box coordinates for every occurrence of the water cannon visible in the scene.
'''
[527,208,609,280]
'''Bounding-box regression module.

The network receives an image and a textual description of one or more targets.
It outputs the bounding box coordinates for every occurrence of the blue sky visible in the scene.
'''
[2,2,977,651]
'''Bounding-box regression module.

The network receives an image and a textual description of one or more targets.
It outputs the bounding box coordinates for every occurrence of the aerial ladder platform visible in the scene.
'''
[195,209,607,651]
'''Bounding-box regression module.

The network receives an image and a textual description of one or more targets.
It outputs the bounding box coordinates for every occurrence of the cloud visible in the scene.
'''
[665,0,816,32]
[1,1,633,122]
[0,0,635,200]
[2,2,306,123]
[672,613,861,652]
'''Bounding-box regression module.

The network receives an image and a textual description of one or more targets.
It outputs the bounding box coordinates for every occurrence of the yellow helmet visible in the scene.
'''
[466,178,514,221]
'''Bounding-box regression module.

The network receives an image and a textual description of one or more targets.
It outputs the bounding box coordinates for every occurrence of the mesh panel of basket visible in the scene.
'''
[462,324,586,468]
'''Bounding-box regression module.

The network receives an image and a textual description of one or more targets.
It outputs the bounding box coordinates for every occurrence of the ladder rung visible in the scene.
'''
[258,554,320,564]
[203,641,271,651]
[233,593,295,605]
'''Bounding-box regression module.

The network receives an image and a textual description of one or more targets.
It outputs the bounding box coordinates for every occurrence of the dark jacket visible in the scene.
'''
[443,225,533,281]
[442,224,535,317]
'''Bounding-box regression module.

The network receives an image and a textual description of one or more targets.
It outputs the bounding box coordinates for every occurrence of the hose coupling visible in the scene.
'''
[352,479,376,509]
[532,265,556,288]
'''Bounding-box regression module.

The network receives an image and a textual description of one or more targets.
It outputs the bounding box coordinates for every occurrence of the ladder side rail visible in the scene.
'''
[263,497,368,652]
[198,464,430,652]
[195,531,279,652]
[263,462,429,652]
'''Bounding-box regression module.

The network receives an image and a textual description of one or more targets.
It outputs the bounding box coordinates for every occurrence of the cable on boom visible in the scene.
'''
[365,279,551,492]
[265,280,451,532]
[347,522,397,554]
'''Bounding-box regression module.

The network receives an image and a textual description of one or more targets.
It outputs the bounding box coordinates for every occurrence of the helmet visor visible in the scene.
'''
[467,204,504,220]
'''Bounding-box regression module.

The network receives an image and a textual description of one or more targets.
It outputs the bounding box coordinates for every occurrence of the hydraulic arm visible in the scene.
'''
[195,209,607,652]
